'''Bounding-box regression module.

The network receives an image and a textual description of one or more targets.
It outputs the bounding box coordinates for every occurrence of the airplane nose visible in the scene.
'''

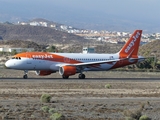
[5,60,11,69]
[5,61,9,68]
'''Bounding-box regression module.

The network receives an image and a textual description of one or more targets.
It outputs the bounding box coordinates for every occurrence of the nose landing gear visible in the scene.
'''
[23,70,28,79]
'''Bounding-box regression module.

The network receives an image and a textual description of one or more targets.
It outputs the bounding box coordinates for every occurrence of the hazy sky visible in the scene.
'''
[0,0,160,32]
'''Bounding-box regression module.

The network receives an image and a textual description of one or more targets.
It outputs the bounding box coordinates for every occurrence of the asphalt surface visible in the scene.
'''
[0,77,160,81]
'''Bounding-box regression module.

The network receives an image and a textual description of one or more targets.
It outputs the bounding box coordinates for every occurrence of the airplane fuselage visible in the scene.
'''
[5,30,145,79]
[6,52,120,71]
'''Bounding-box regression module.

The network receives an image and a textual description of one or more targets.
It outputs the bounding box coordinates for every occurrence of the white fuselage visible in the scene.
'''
[5,53,120,71]
[4,30,145,79]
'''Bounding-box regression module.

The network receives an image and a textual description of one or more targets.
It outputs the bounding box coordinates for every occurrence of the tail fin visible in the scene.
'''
[119,30,142,57]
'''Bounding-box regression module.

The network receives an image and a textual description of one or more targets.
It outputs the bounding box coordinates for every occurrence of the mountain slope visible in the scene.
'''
[0,23,87,44]
[139,40,160,59]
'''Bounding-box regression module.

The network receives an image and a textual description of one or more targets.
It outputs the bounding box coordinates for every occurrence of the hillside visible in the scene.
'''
[0,23,88,44]
[0,40,46,51]
[61,43,123,53]
[139,40,160,59]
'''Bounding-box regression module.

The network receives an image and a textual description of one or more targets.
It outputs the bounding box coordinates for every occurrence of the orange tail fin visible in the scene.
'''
[119,30,142,57]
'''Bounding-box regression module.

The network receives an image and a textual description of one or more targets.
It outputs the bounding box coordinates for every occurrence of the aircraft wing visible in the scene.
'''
[60,58,127,67]
[72,59,120,66]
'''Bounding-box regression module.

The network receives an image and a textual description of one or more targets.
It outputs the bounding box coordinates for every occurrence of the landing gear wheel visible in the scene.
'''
[23,70,28,79]
[78,73,85,79]
[62,75,69,79]
[23,74,28,79]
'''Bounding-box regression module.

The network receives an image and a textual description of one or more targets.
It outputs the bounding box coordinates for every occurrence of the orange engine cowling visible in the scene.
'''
[59,66,76,76]
[35,70,54,76]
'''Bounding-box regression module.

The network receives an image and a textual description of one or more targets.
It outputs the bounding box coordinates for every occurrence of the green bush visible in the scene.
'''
[50,112,65,120]
[105,84,112,89]
[49,108,56,114]
[139,115,150,120]
[41,106,49,113]
[40,94,51,103]
[30,115,35,118]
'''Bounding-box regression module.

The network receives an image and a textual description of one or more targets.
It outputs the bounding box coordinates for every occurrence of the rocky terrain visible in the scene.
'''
[0,23,88,44]
[0,69,160,120]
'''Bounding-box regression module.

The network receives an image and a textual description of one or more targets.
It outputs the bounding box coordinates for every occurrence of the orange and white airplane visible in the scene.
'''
[5,30,144,79]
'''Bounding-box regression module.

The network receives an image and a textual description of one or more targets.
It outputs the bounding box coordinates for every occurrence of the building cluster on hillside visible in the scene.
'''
[18,21,56,28]
[17,20,160,45]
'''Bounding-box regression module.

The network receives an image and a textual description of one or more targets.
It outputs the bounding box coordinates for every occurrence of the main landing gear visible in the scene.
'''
[62,73,86,79]
[62,75,69,79]
[23,70,28,79]
[78,73,85,79]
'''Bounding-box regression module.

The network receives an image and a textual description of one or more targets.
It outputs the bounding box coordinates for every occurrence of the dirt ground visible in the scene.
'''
[0,69,160,120]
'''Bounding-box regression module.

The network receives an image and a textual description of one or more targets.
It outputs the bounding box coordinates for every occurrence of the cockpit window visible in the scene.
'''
[11,57,21,60]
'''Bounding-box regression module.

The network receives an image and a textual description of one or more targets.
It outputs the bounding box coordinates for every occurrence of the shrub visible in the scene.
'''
[50,112,65,120]
[140,103,145,110]
[30,115,35,118]
[41,106,49,113]
[40,94,51,103]
[49,108,56,114]
[124,109,141,120]
[146,101,150,105]
[105,84,112,89]
[139,115,151,120]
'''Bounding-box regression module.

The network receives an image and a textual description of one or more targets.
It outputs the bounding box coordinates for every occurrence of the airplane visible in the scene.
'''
[5,30,145,79]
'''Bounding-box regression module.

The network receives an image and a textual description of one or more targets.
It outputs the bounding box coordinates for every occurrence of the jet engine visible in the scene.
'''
[35,70,55,76]
[59,66,76,76]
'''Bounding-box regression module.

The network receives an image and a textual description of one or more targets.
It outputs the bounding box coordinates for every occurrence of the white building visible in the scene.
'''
[39,22,47,27]
[50,24,56,28]
[0,48,34,53]
[82,47,95,54]
[29,22,40,26]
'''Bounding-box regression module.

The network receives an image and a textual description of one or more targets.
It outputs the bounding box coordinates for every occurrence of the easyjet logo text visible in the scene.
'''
[125,31,140,53]
[32,54,53,59]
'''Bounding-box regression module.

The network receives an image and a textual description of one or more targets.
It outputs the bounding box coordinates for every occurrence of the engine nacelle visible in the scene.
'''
[59,66,76,76]
[35,70,54,76]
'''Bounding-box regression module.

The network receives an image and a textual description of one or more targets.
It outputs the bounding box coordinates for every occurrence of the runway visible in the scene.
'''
[1,69,160,81]
[0,77,160,82]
